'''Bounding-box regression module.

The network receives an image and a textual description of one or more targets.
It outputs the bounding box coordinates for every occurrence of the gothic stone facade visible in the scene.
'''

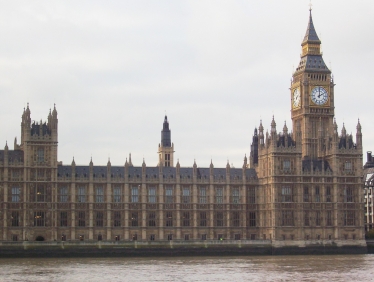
[0,11,365,247]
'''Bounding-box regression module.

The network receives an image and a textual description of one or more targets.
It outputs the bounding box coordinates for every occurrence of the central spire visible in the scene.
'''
[161,115,171,147]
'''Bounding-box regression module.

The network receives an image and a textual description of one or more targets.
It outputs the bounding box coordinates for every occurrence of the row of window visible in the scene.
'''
[9,186,256,204]
[280,186,355,203]
[281,210,355,226]
[9,211,257,228]
[280,160,353,171]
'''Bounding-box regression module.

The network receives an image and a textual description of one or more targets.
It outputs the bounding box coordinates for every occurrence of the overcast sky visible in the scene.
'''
[0,0,373,168]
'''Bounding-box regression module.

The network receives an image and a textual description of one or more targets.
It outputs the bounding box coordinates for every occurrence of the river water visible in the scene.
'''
[0,255,373,281]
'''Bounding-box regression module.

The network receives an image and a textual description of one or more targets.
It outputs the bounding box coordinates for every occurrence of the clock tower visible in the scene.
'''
[291,9,333,159]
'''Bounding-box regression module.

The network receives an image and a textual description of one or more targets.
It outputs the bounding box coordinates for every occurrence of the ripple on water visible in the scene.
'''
[0,255,374,282]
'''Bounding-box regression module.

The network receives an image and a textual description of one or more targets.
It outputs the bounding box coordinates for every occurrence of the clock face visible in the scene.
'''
[293,88,301,108]
[311,86,328,105]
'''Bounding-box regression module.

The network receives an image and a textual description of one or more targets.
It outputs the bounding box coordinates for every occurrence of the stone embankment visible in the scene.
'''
[0,240,368,257]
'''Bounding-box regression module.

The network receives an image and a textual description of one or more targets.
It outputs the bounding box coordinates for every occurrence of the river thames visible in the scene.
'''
[1,255,373,281]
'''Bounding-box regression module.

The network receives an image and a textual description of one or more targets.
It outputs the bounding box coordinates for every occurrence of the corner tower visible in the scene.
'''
[291,9,333,159]
[158,115,174,167]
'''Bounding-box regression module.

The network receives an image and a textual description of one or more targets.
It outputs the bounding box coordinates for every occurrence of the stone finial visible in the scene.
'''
[283,121,288,135]
[271,116,276,133]
[357,119,362,132]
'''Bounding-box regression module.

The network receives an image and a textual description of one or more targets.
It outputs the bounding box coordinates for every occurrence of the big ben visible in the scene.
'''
[291,9,334,159]
[252,8,365,249]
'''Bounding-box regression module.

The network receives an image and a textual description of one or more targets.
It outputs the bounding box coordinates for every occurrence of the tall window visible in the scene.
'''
[166,211,173,227]
[131,187,139,203]
[345,161,352,171]
[283,160,291,170]
[78,211,85,227]
[96,187,104,203]
[248,187,256,204]
[182,212,190,227]
[11,211,19,227]
[165,153,170,167]
[199,187,207,204]
[344,187,353,202]
[11,187,20,202]
[34,211,45,227]
[113,186,121,203]
[148,212,156,227]
[148,187,156,203]
[113,211,121,227]
[281,210,294,226]
[232,188,240,204]
[249,212,256,227]
[303,186,309,202]
[232,211,240,227]
[315,186,320,203]
[216,212,224,227]
[35,185,45,202]
[182,187,190,204]
[60,211,68,227]
[316,211,321,226]
[131,212,138,226]
[304,211,309,226]
[59,187,68,202]
[77,187,86,203]
[326,186,332,202]
[96,211,104,227]
[216,187,223,204]
[326,210,332,226]
[281,187,292,202]
[199,212,207,226]
[165,187,173,203]
[37,148,44,163]
[344,211,355,226]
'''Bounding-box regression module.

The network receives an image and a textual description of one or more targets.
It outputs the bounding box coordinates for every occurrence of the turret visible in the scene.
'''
[271,116,276,135]
[356,119,362,150]
[51,104,58,140]
[250,128,259,167]
[258,120,264,145]
[341,123,346,137]
[158,115,174,167]
[243,154,247,169]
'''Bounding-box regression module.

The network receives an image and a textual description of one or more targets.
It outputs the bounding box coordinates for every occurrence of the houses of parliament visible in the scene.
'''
[0,10,366,249]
